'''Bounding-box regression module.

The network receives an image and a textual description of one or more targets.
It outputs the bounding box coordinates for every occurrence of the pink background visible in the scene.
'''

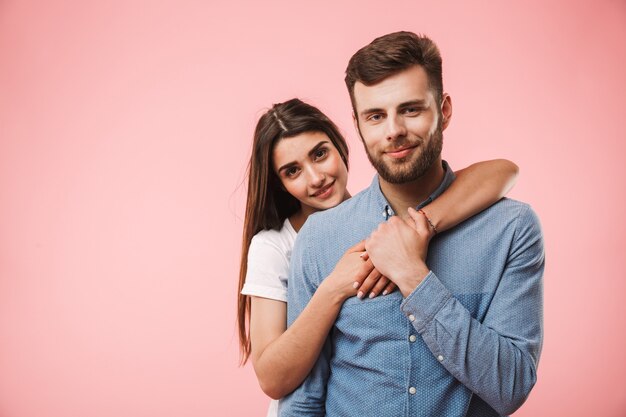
[1,1,625,416]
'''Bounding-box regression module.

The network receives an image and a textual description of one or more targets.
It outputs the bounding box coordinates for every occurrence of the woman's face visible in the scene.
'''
[272,131,348,217]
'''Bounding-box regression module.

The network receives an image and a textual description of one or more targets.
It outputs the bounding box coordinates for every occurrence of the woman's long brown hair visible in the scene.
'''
[237,98,349,364]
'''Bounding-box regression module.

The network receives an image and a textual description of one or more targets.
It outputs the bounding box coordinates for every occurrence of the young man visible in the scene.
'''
[280,32,544,417]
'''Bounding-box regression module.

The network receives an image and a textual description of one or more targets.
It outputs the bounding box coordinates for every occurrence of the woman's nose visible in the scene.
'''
[305,165,325,187]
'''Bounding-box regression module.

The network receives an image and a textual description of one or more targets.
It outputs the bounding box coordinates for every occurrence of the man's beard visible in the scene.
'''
[364,123,443,184]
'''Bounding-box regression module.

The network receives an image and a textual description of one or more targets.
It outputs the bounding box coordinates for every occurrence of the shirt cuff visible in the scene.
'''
[400,271,452,333]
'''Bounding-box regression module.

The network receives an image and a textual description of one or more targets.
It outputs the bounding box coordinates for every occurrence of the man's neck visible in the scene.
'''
[379,158,445,219]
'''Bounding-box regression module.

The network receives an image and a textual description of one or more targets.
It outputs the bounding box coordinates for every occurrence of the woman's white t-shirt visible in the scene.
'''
[240,218,297,417]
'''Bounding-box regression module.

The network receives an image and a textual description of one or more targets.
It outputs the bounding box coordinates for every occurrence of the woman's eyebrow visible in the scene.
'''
[277,161,297,173]
[307,141,330,157]
[277,140,330,173]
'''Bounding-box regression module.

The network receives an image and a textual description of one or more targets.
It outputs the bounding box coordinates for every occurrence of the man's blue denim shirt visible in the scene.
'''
[279,162,544,417]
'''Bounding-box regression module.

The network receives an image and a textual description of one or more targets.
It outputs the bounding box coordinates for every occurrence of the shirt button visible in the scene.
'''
[409,335,417,342]
[437,355,444,362]
[408,314,415,322]
[409,387,416,395]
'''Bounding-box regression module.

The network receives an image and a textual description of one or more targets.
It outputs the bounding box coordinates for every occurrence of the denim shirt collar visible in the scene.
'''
[370,160,456,220]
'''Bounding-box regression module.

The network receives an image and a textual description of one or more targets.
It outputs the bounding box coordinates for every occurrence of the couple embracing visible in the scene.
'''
[237,31,544,417]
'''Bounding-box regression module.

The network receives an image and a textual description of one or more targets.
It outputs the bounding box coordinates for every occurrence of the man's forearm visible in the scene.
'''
[400,205,544,415]
[401,272,541,416]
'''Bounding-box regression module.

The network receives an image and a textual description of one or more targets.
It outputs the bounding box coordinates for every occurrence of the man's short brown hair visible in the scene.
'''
[345,31,443,112]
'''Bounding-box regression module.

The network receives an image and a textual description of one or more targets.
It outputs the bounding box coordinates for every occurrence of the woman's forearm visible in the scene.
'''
[423,159,519,232]
[251,282,344,399]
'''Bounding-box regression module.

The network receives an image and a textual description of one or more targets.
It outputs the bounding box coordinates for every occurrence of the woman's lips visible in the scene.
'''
[312,180,335,199]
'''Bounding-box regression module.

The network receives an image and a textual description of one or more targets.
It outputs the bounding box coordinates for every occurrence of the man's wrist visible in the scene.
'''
[398,264,431,297]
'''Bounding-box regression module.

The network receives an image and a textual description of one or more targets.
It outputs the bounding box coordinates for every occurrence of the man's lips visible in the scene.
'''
[385,144,418,159]
[311,180,335,198]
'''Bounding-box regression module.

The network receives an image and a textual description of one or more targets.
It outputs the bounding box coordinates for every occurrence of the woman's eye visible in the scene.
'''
[285,167,300,177]
[314,148,328,160]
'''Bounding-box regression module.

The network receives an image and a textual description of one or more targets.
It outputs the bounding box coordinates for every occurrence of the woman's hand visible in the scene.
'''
[321,241,397,301]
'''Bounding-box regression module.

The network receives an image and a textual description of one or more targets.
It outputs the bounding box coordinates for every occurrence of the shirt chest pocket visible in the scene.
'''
[335,293,408,342]
[332,292,410,372]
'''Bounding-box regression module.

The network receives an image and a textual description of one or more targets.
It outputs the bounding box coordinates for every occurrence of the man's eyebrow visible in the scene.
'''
[398,99,427,108]
[277,140,329,173]
[359,107,384,118]
[359,100,428,118]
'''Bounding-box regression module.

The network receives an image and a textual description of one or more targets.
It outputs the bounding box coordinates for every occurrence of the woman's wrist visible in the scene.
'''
[416,207,438,240]
[418,208,438,238]
[317,276,352,305]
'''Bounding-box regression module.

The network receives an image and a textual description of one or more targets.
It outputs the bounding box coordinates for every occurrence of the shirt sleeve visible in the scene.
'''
[278,225,329,417]
[400,204,544,416]
[240,234,289,302]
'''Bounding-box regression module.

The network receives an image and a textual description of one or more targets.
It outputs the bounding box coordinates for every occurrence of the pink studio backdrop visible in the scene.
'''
[1,1,625,416]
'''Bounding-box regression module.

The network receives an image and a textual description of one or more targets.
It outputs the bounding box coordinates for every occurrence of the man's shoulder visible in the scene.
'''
[300,187,372,236]
[482,197,537,220]
[489,197,529,210]
[292,187,376,268]
[477,198,543,242]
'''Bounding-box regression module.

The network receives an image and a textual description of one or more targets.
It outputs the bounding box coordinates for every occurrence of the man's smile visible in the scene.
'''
[385,144,419,159]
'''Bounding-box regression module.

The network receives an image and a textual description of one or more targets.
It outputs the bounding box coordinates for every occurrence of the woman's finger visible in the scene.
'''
[353,258,374,289]
[368,275,390,298]
[347,240,366,253]
[357,268,381,299]
[382,281,396,296]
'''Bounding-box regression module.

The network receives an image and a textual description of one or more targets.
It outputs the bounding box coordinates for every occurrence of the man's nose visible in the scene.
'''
[386,114,407,141]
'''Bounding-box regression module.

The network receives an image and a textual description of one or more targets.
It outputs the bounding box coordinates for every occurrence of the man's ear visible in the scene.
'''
[441,93,452,130]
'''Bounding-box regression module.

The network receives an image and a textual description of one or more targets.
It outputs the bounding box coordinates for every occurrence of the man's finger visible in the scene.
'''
[408,207,430,235]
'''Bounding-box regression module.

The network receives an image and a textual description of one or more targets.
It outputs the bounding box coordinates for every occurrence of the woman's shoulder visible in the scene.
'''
[251,218,297,252]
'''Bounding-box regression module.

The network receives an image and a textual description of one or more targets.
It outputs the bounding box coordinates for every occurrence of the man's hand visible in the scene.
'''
[365,207,432,297]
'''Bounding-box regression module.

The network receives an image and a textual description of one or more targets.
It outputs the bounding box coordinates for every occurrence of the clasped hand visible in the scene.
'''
[326,207,433,300]
[365,207,432,297]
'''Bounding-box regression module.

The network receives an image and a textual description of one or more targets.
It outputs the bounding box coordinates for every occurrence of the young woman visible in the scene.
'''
[237,98,518,416]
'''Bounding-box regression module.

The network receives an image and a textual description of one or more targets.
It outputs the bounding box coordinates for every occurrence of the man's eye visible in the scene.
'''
[369,114,383,121]
[403,107,420,115]
[314,148,328,160]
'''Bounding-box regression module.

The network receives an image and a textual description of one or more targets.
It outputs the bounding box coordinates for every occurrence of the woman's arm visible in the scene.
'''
[421,159,519,232]
[249,242,372,399]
